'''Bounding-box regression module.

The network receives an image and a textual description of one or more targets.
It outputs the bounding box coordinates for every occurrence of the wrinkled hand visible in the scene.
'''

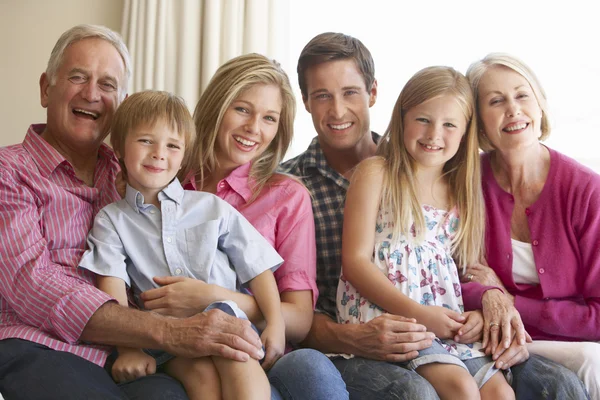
[112,347,156,383]
[418,305,465,339]
[491,334,530,370]
[462,263,507,291]
[141,276,219,318]
[165,308,264,362]
[351,314,435,362]
[454,310,484,344]
[260,319,286,371]
[480,289,527,355]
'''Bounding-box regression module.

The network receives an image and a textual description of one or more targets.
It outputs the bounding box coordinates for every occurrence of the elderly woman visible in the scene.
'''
[461,53,600,399]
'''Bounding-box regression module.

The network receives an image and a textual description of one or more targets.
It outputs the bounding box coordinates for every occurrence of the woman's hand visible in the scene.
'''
[418,305,465,339]
[480,289,528,355]
[141,276,220,318]
[462,262,507,291]
[454,310,484,344]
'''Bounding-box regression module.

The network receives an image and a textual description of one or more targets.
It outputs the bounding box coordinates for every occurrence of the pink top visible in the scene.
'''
[184,163,318,307]
[0,125,121,366]
[463,148,600,341]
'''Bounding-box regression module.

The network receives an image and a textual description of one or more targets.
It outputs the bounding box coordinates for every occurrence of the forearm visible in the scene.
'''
[96,276,129,307]
[301,312,364,355]
[248,271,283,326]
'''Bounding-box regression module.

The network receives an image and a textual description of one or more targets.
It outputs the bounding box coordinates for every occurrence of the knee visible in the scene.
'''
[187,357,218,380]
[446,375,480,399]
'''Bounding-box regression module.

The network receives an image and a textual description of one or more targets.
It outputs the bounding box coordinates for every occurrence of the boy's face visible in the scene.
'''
[302,59,377,155]
[120,119,185,203]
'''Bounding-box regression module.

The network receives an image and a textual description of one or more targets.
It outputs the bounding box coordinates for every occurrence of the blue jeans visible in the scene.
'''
[0,339,188,400]
[332,353,588,400]
[268,349,348,400]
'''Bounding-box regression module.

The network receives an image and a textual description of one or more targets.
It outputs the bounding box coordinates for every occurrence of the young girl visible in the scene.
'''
[337,66,514,399]
[79,90,284,400]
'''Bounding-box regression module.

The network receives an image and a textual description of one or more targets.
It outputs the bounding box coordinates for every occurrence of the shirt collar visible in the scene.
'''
[181,163,254,204]
[125,178,184,212]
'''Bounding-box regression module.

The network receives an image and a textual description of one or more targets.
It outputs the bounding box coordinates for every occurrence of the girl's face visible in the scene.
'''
[477,65,542,152]
[215,83,282,172]
[403,94,467,172]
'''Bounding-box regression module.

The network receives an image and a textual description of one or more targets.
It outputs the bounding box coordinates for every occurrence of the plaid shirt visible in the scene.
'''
[280,133,379,318]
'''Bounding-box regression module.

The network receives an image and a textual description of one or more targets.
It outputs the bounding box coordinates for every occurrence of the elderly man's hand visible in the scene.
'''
[163,308,264,362]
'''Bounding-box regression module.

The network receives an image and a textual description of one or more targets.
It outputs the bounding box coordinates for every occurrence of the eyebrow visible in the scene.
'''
[309,85,362,97]
[483,84,530,97]
[234,99,280,115]
[68,68,119,84]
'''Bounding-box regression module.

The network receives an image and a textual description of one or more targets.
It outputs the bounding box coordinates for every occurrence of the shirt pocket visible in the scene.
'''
[184,219,222,283]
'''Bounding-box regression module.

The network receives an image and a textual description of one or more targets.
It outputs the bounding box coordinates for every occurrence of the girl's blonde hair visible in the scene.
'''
[182,53,296,200]
[377,66,484,269]
[111,90,196,180]
[466,53,551,152]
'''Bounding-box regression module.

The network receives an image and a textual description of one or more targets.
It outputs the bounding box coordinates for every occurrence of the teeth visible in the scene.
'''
[505,123,527,132]
[234,136,257,146]
[422,144,442,150]
[74,108,99,119]
[330,122,352,130]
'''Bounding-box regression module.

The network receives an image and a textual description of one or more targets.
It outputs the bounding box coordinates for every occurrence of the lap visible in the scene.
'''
[0,339,188,400]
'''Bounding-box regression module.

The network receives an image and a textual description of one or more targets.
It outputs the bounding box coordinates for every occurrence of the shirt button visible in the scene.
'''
[506,253,511,259]
[166,237,172,243]
[175,268,182,275]
[219,182,226,188]
[532,240,539,246]
[525,208,531,215]
[539,268,545,274]
[150,210,156,214]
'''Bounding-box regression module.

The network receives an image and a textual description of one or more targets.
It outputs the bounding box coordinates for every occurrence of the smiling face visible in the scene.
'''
[303,59,377,154]
[477,65,543,152]
[121,119,185,205]
[215,83,282,172]
[403,94,468,172]
[40,38,126,151]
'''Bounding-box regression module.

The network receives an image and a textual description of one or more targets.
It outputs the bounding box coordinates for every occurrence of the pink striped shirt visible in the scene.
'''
[0,124,121,366]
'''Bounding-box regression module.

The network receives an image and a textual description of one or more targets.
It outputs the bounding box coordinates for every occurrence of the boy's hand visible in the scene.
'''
[454,310,484,344]
[260,318,286,371]
[112,347,156,383]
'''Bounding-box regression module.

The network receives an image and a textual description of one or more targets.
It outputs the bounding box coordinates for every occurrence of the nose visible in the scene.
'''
[330,96,346,119]
[427,124,442,140]
[81,81,101,102]
[245,115,260,135]
[151,145,166,160]
[506,98,521,117]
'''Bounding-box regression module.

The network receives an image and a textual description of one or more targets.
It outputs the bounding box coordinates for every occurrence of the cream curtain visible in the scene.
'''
[120,0,290,110]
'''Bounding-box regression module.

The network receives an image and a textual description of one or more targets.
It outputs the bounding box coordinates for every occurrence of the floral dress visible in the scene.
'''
[336,204,486,360]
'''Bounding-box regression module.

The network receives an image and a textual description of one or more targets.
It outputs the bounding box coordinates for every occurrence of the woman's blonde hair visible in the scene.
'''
[377,66,484,270]
[182,53,296,200]
[466,53,551,152]
[111,90,196,179]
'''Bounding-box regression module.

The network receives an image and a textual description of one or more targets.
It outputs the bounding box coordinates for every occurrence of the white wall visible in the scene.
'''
[0,0,124,147]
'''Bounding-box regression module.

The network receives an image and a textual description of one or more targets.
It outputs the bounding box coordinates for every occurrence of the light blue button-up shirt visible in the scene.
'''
[79,178,283,305]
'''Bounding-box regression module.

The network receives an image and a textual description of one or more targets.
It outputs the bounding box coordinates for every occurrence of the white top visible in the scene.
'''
[511,238,539,285]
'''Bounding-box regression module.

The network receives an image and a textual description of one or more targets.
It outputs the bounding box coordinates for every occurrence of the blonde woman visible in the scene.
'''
[139,54,348,400]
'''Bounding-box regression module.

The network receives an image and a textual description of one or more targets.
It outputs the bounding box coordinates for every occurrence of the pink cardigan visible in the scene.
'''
[463,148,600,341]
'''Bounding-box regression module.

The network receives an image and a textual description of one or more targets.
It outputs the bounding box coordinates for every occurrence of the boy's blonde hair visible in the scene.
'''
[182,53,296,200]
[110,90,196,178]
[377,66,485,269]
[466,53,551,152]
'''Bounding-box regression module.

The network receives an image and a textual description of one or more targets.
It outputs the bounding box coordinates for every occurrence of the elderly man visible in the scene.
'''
[0,25,262,400]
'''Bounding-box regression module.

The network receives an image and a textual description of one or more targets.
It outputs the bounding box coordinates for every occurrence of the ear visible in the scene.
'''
[368,79,378,108]
[40,73,50,109]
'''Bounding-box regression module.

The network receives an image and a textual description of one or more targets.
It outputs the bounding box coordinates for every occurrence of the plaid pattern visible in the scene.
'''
[280,133,378,318]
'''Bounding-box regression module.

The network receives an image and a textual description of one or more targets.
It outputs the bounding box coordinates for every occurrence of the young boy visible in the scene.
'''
[79,90,284,400]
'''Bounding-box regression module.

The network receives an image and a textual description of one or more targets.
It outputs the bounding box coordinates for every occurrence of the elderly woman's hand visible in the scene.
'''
[480,289,529,356]
[462,262,507,290]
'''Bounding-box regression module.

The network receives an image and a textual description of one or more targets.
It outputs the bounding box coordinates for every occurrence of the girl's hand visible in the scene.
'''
[454,310,484,344]
[418,305,465,339]
[112,347,156,383]
[260,318,286,371]
[141,276,220,318]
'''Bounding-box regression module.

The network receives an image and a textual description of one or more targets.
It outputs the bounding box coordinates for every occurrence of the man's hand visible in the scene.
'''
[350,314,435,362]
[163,308,264,362]
[111,347,156,383]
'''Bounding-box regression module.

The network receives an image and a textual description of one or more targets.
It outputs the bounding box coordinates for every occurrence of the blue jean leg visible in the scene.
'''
[511,354,589,400]
[332,356,440,400]
[268,349,348,400]
[0,339,188,400]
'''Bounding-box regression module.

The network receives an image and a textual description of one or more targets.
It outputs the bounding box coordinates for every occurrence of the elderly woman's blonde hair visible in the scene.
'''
[466,53,551,152]
[182,53,296,200]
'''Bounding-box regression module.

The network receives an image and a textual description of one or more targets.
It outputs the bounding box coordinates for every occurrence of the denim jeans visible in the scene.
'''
[331,353,588,400]
[0,339,188,400]
[268,349,348,400]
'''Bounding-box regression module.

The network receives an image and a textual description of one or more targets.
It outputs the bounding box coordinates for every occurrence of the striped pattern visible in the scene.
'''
[0,125,121,366]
